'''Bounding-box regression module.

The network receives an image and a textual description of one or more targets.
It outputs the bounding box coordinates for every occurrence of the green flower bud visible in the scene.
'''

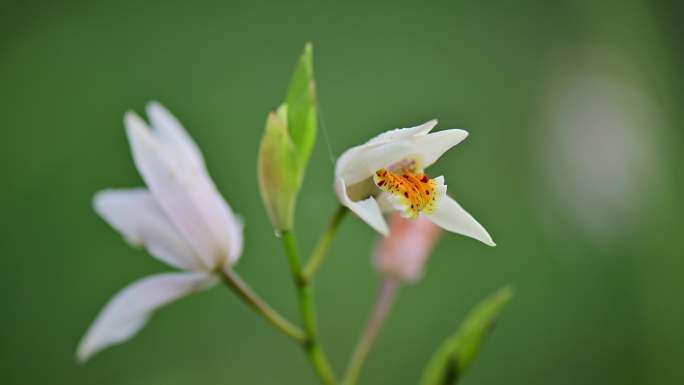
[258,43,317,231]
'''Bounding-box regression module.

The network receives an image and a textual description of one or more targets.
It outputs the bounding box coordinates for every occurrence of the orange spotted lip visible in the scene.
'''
[373,168,440,218]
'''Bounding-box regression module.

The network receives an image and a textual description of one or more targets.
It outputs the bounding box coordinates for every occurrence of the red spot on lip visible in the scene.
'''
[377,180,385,186]
[420,175,429,183]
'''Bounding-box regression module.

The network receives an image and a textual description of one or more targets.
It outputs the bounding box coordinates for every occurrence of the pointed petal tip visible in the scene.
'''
[478,227,496,247]
[75,344,91,364]
[92,189,130,220]
[146,100,162,109]
[378,225,390,237]
[145,100,166,118]
[124,111,148,136]
[123,110,140,124]
[92,189,110,216]
[422,119,439,133]
[474,228,496,247]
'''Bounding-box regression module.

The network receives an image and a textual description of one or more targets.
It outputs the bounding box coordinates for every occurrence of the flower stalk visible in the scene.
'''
[342,279,400,385]
[303,205,348,281]
[219,268,305,342]
[281,230,337,385]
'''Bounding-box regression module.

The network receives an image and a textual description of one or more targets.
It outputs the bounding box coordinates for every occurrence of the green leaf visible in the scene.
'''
[285,41,316,167]
[419,286,514,385]
[257,105,299,231]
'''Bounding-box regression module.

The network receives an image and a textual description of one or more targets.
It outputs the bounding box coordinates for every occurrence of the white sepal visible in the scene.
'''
[423,194,495,246]
[76,272,217,363]
[335,178,389,235]
[93,188,202,271]
[365,119,437,146]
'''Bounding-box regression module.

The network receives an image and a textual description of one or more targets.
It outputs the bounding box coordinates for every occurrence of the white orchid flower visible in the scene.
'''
[334,120,494,246]
[77,102,243,362]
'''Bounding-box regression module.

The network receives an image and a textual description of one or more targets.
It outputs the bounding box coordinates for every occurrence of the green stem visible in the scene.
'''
[220,268,306,343]
[342,279,400,385]
[303,205,348,281]
[281,231,337,385]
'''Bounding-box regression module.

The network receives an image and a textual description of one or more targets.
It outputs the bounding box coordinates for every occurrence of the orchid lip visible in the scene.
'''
[372,165,446,219]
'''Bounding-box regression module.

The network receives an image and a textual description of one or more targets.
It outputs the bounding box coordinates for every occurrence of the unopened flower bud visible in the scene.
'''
[374,213,442,283]
[258,105,299,231]
[257,43,316,232]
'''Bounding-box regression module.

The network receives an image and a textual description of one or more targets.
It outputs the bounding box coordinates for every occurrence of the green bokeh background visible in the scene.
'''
[1,1,682,384]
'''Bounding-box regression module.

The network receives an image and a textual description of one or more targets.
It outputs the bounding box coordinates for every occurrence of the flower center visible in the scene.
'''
[373,167,444,218]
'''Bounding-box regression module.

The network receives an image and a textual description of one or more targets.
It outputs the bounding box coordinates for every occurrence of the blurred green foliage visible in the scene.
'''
[1,1,682,385]
[420,286,513,385]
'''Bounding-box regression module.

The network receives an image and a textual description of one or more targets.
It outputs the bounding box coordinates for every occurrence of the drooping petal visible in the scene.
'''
[76,272,217,363]
[409,129,469,169]
[335,178,389,235]
[146,101,205,169]
[423,194,495,246]
[125,111,243,268]
[365,119,437,146]
[93,188,202,271]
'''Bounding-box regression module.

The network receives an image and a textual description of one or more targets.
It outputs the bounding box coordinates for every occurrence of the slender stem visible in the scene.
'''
[281,231,337,385]
[303,205,348,281]
[220,268,306,343]
[342,279,400,385]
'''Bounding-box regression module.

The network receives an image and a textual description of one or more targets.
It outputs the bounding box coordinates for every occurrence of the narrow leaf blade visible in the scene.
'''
[420,286,514,385]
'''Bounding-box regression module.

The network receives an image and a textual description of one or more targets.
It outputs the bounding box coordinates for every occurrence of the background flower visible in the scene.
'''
[374,214,442,283]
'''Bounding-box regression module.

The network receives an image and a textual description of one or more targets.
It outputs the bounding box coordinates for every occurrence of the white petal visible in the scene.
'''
[423,194,495,246]
[366,119,437,145]
[76,272,217,363]
[409,129,469,169]
[336,140,417,186]
[93,188,202,271]
[335,128,467,186]
[146,101,205,169]
[335,178,389,235]
[125,111,243,268]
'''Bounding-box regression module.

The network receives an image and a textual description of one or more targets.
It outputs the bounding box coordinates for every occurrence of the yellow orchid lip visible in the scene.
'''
[373,167,441,218]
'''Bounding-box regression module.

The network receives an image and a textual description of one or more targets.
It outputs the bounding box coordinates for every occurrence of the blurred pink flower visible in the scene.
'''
[374,214,442,283]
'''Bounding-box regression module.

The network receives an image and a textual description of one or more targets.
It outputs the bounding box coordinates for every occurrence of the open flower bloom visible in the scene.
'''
[375,214,442,283]
[77,102,243,362]
[335,120,494,246]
